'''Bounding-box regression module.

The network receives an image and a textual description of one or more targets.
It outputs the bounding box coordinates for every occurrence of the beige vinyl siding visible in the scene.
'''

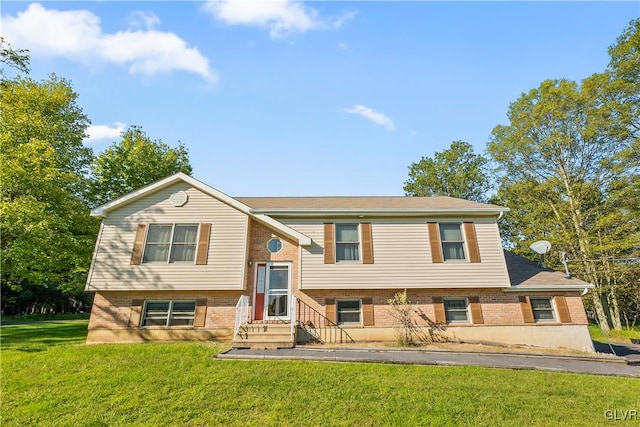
[282,217,510,290]
[87,182,248,291]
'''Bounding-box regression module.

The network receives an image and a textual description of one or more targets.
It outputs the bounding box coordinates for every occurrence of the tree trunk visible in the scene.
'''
[558,170,616,332]
[592,291,611,333]
[608,291,623,330]
[602,250,623,330]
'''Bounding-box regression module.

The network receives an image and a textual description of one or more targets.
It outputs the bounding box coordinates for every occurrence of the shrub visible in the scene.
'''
[387,290,446,346]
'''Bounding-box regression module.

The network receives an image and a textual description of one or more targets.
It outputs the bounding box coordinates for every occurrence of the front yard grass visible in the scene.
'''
[589,324,640,343]
[1,312,90,325]
[2,321,639,426]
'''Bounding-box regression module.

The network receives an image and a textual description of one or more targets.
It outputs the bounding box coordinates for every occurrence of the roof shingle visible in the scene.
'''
[235,196,506,211]
[504,251,591,287]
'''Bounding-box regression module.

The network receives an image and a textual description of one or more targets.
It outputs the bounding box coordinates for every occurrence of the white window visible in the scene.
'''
[336,299,362,325]
[141,300,196,326]
[335,224,360,261]
[439,223,466,261]
[530,297,555,322]
[143,224,199,263]
[444,298,469,323]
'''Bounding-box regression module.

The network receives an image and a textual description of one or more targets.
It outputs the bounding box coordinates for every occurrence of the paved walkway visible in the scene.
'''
[218,346,640,378]
[594,341,640,365]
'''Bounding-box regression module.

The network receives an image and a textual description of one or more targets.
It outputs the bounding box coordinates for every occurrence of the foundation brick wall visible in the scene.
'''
[295,288,590,328]
[565,294,589,324]
[89,287,589,334]
[89,290,243,330]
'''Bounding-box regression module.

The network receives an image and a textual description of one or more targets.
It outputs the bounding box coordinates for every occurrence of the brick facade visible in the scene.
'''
[296,288,588,328]
[87,217,590,347]
[89,290,243,331]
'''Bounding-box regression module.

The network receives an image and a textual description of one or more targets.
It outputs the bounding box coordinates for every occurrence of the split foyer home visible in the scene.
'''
[85,173,595,352]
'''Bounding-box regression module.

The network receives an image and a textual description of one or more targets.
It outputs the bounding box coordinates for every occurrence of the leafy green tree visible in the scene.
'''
[488,75,637,332]
[582,18,639,218]
[585,20,640,328]
[0,36,30,78]
[606,18,639,140]
[404,141,490,202]
[1,73,98,313]
[1,74,94,196]
[597,18,639,217]
[90,126,193,206]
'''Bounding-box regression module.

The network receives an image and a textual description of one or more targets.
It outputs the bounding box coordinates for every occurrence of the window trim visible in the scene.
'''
[530,296,556,323]
[336,299,362,326]
[335,223,361,262]
[439,222,467,262]
[142,223,200,264]
[443,297,470,324]
[140,300,197,327]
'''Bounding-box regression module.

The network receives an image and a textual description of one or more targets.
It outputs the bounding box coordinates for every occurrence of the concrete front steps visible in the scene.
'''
[231,323,295,349]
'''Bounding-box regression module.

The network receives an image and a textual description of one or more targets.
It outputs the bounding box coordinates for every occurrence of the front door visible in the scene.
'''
[253,262,291,321]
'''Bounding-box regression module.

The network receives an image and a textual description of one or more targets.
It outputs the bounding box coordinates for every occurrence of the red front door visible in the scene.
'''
[253,263,266,320]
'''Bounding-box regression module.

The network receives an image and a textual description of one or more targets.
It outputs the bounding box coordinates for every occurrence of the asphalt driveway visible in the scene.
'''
[594,341,640,365]
[217,345,640,378]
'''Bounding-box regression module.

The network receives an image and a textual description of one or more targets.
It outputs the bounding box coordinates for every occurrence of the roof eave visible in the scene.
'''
[90,173,313,247]
[90,173,230,217]
[250,208,510,217]
[252,214,312,246]
[503,284,594,292]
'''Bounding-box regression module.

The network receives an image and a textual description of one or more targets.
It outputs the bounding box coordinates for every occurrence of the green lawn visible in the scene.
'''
[1,312,90,325]
[2,322,639,426]
[589,324,640,344]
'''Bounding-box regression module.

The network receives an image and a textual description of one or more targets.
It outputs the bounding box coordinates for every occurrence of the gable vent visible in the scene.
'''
[170,191,189,207]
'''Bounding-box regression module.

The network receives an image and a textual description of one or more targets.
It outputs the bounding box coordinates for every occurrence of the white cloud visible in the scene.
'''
[126,11,161,30]
[1,3,216,81]
[330,9,357,29]
[85,122,126,144]
[343,105,396,131]
[338,42,348,50]
[203,0,354,39]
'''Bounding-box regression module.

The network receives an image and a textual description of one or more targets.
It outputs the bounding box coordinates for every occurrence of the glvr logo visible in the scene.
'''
[604,409,638,421]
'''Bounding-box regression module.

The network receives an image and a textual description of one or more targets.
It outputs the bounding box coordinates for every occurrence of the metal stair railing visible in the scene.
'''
[290,294,297,342]
[296,297,355,344]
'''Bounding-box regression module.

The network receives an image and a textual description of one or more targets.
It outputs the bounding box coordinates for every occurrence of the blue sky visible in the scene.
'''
[2,1,638,197]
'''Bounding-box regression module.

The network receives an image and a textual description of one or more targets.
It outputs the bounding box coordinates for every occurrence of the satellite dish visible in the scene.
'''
[530,240,551,255]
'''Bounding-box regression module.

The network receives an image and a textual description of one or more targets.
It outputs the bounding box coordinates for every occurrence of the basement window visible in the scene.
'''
[530,297,555,322]
[336,299,362,325]
[141,300,196,326]
[444,298,469,323]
